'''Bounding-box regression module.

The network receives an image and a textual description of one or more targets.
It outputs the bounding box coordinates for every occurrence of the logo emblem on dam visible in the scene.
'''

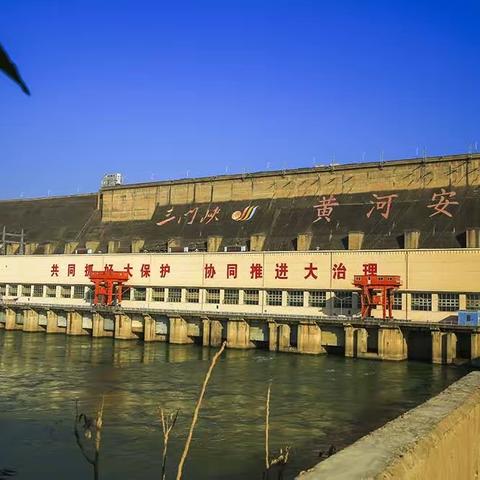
[231,205,259,222]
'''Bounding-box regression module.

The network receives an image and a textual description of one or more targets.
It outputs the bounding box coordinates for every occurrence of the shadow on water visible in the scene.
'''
[0,331,471,479]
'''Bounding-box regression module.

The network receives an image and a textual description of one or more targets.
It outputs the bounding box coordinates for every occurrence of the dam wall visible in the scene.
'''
[1,153,480,253]
[298,371,480,480]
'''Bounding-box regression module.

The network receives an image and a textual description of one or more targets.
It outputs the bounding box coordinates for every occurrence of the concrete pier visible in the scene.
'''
[22,309,44,332]
[0,303,478,365]
[278,324,292,352]
[4,308,22,331]
[66,311,88,336]
[297,323,326,354]
[268,322,278,351]
[472,332,480,360]
[169,316,193,344]
[46,310,65,334]
[226,319,252,349]
[378,327,407,361]
[92,313,113,338]
[202,319,223,347]
[114,313,138,340]
[432,331,457,364]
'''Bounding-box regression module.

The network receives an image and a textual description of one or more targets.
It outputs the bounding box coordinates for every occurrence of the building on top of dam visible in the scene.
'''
[1,152,480,365]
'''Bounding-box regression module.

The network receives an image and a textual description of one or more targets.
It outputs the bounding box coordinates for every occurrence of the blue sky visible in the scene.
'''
[1,0,479,199]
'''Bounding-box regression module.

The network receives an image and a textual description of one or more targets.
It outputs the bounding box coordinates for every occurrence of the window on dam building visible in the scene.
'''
[411,293,432,311]
[287,290,304,307]
[73,285,86,299]
[132,287,146,302]
[61,286,71,298]
[186,288,199,303]
[0,284,6,296]
[333,291,353,309]
[466,294,480,310]
[20,285,31,297]
[266,290,283,306]
[223,289,239,305]
[244,289,259,305]
[393,292,403,310]
[151,287,165,302]
[46,285,56,298]
[8,285,18,296]
[438,293,459,312]
[206,288,220,304]
[32,285,43,297]
[167,288,182,303]
[309,291,326,308]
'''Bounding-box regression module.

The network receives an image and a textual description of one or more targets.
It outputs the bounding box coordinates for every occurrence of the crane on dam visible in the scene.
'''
[353,274,402,320]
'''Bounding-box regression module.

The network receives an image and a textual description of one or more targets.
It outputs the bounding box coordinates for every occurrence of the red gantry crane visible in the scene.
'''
[353,274,401,320]
[89,269,130,306]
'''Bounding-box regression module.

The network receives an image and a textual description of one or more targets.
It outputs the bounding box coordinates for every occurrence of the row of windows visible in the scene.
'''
[1,284,479,312]
[0,284,89,299]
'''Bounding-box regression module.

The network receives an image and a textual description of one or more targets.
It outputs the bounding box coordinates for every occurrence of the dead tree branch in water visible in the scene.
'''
[74,396,105,480]
[159,408,179,480]
[263,384,291,480]
[176,340,227,480]
[265,383,271,470]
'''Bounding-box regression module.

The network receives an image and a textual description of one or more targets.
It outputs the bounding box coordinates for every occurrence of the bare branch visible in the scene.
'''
[265,383,271,470]
[176,341,227,480]
[159,407,179,480]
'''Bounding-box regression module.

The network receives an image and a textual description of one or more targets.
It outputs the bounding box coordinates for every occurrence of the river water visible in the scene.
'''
[0,331,469,480]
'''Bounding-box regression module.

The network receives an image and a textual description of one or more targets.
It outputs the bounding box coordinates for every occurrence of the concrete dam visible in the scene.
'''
[1,152,480,365]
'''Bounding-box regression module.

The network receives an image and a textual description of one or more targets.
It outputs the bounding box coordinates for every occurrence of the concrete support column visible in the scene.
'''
[445,332,457,364]
[432,331,457,364]
[202,319,210,346]
[278,324,291,352]
[131,239,145,253]
[23,309,43,332]
[227,319,252,349]
[202,319,223,347]
[471,333,480,360]
[210,320,223,346]
[250,234,266,252]
[144,315,157,342]
[297,323,326,354]
[64,242,78,254]
[207,236,222,252]
[46,310,64,334]
[404,230,420,249]
[344,326,354,357]
[378,327,407,361]
[92,313,113,338]
[5,308,21,331]
[268,322,278,351]
[114,314,136,340]
[108,240,120,253]
[25,242,39,255]
[85,241,100,253]
[169,316,193,344]
[356,328,368,356]
[297,233,313,251]
[348,231,364,250]
[67,311,88,335]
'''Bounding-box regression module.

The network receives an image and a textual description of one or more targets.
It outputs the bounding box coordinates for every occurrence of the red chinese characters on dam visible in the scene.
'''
[48,262,378,282]
[309,190,459,223]
[153,189,459,228]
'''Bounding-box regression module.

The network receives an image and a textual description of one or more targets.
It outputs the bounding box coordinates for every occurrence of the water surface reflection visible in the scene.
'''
[0,331,469,479]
